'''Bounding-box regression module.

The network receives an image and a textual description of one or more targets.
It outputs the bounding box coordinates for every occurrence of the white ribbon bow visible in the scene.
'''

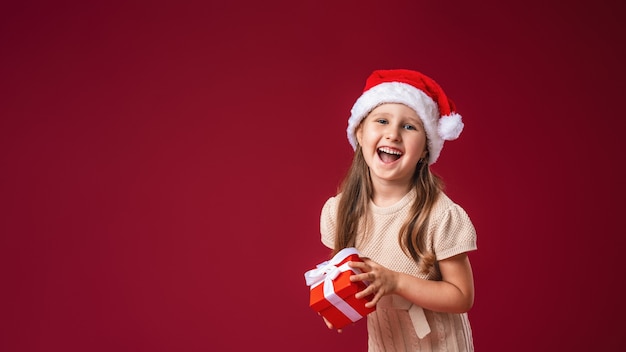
[304,247,361,287]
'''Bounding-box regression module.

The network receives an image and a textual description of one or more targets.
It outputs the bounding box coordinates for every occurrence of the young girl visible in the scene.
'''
[320,69,477,351]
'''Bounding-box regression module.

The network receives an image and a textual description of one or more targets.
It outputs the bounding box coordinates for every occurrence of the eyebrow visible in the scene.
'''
[405,116,423,126]
[369,112,391,118]
[369,112,423,125]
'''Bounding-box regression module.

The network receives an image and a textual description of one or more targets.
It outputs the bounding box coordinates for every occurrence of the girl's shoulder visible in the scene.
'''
[323,192,343,206]
[433,191,454,209]
[431,192,471,219]
[429,192,477,258]
[321,193,341,215]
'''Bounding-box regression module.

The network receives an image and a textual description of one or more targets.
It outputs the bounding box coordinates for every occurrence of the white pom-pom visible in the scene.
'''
[438,113,464,140]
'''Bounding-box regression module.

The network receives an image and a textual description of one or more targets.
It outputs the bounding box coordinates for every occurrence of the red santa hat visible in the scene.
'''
[347,69,464,165]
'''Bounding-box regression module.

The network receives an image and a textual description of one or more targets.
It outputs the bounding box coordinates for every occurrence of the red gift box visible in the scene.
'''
[304,248,376,329]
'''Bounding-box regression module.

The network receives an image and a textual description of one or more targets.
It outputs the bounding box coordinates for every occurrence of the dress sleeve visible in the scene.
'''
[430,202,478,260]
[320,196,338,249]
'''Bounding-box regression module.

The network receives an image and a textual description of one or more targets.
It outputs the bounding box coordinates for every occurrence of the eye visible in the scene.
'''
[403,124,417,131]
[376,119,388,125]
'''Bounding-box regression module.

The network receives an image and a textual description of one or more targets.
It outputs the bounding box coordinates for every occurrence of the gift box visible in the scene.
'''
[304,248,376,329]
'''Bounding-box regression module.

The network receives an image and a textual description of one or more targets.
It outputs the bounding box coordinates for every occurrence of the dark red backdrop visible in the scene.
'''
[2,0,625,351]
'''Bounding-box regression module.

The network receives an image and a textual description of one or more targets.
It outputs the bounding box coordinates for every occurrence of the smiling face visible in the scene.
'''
[356,103,428,188]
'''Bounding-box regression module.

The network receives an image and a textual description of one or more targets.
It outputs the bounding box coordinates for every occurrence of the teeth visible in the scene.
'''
[378,147,403,156]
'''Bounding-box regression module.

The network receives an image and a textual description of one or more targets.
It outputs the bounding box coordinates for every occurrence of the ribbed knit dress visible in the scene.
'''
[320,189,477,352]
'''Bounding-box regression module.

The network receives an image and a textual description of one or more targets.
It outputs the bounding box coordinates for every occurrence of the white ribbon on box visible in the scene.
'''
[304,247,364,323]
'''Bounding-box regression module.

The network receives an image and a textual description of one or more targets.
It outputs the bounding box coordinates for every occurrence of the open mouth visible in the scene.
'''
[377,147,403,163]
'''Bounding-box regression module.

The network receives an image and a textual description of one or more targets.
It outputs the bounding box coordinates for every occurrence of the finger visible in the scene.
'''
[350,272,371,283]
[323,317,334,329]
[351,271,374,283]
[365,290,384,308]
[355,282,376,299]
[348,260,367,270]
[323,316,344,332]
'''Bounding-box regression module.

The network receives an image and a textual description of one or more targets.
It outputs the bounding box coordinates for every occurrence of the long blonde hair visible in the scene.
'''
[332,145,443,274]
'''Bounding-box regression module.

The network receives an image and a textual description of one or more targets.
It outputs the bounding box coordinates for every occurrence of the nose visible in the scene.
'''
[384,126,401,141]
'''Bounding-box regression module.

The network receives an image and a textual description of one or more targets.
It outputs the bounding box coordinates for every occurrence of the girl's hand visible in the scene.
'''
[348,258,399,308]
[319,313,342,333]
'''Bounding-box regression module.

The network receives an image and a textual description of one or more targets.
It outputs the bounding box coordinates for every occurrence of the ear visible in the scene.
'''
[356,125,363,147]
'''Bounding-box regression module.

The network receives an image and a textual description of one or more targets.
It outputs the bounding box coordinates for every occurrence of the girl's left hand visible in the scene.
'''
[348,258,399,308]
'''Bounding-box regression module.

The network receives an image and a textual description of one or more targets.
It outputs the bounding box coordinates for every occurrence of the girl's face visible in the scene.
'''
[356,103,428,187]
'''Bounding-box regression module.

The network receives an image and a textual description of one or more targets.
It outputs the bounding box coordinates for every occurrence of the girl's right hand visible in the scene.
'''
[320,314,342,333]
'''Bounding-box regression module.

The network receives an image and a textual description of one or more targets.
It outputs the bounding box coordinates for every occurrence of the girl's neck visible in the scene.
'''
[371,180,412,207]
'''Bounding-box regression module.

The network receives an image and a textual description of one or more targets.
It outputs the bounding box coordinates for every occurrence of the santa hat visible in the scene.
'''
[347,69,464,165]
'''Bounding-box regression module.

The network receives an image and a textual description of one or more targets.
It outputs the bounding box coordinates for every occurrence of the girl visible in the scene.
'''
[320,69,477,351]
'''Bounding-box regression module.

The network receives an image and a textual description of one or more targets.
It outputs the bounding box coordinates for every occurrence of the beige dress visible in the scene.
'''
[320,189,477,352]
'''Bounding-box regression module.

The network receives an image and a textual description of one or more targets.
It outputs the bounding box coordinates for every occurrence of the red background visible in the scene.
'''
[1,0,625,351]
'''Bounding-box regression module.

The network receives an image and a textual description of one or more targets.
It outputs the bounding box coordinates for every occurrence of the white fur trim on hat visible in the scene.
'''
[347,81,462,165]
